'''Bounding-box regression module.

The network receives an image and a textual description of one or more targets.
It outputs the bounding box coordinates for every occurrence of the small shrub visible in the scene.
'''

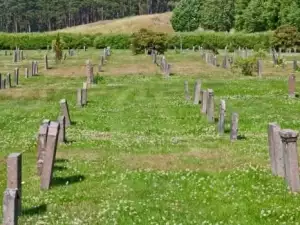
[131,28,168,54]
[94,74,105,84]
[53,33,63,62]
[272,25,300,49]
[233,56,257,76]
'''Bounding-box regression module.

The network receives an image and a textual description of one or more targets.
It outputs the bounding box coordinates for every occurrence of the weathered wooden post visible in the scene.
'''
[207,89,214,122]
[279,129,300,192]
[293,60,298,72]
[7,153,22,216]
[257,60,262,77]
[45,54,48,70]
[268,123,284,177]
[40,122,60,190]
[3,188,18,225]
[37,120,50,176]
[230,113,239,141]
[14,68,19,86]
[82,83,87,106]
[60,99,71,127]
[201,90,208,114]
[288,74,296,98]
[77,88,83,108]
[218,100,226,134]
[57,116,66,143]
[184,81,189,101]
[193,80,201,105]
[7,73,11,88]
[86,60,94,85]
[25,68,28,78]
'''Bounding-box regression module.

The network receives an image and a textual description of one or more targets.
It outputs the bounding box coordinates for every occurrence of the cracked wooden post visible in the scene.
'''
[3,188,18,225]
[288,74,296,98]
[201,90,208,114]
[193,80,201,105]
[0,74,2,89]
[7,153,22,216]
[184,81,189,101]
[200,90,203,105]
[57,116,66,143]
[279,129,300,192]
[230,113,239,141]
[207,89,214,122]
[86,60,94,85]
[37,120,50,176]
[60,99,71,127]
[218,100,226,134]
[14,68,19,86]
[31,61,34,76]
[268,123,284,177]
[77,88,83,108]
[40,121,60,190]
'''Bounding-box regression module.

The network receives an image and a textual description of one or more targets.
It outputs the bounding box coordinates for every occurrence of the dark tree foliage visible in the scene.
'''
[0,0,180,32]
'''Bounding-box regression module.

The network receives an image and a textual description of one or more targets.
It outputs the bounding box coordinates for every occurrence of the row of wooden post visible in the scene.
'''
[185,80,239,141]
[151,51,171,77]
[3,99,71,225]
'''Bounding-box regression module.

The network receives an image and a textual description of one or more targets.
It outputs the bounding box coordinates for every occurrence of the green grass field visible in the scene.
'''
[0,49,300,224]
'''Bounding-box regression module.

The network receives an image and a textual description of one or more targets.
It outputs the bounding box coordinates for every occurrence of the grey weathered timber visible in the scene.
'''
[280,129,300,192]
[98,64,102,72]
[268,123,284,177]
[31,61,34,76]
[165,64,171,77]
[293,60,298,72]
[44,54,48,70]
[24,68,28,78]
[184,81,190,100]
[201,90,208,114]
[37,121,49,176]
[152,52,157,64]
[60,99,71,127]
[86,60,94,85]
[40,122,60,190]
[3,78,6,89]
[288,74,296,98]
[57,116,66,143]
[3,188,18,225]
[35,61,39,74]
[218,100,226,134]
[7,153,22,216]
[14,68,19,86]
[207,89,214,122]
[82,88,87,106]
[0,74,2,89]
[193,80,201,105]
[84,46,86,51]
[77,88,83,107]
[200,90,204,104]
[101,56,104,66]
[230,113,239,141]
[13,50,17,63]
[257,60,262,77]
[20,50,23,60]
[7,73,11,88]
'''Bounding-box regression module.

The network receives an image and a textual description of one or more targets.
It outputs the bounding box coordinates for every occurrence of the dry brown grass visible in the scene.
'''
[55,12,173,34]
[120,149,259,172]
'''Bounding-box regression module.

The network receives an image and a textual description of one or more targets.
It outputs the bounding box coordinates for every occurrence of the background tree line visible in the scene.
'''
[171,0,300,32]
[0,0,179,32]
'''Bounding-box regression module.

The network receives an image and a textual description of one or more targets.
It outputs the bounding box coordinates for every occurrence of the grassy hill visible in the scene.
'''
[55,12,174,34]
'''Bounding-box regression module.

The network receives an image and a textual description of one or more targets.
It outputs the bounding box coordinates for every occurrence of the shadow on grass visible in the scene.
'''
[55,158,69,163]
[237,135,247,140]
[22,204,47,216]
[52,175,85,187]
[53,165,68,171]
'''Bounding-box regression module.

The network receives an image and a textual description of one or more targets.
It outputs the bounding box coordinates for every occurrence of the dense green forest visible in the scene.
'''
[171,0,300,32]
[0,0,179,32]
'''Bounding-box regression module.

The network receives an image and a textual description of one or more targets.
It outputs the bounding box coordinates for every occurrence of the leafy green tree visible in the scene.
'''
[200,0,235,31]
[170,0,202,32]
[234,0,250,31]
[279,0,300,30]
[242,0,267,32]
[272,24,300,49]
